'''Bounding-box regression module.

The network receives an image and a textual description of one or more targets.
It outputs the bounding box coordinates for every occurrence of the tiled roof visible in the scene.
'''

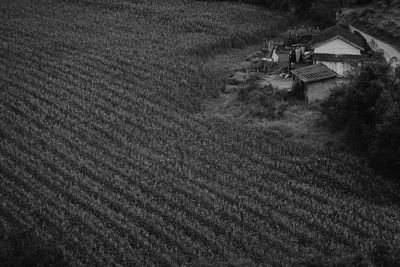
[290,63,338,83]
[311,24,365,50]
[314,53,362,62]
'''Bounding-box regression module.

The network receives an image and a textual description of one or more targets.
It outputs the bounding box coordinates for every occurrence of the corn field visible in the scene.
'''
[1,0,400,266]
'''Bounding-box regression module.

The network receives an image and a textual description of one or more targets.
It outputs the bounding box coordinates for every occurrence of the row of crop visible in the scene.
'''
[0,85,288,264]
[1,164,121,266]
[0,184,30,235]
[286,179,400,239]
[2,50,394,258]
[0,66,318,260]
[0,172,93,266]
[0,0,322,172]
[22,50,312,188]
[0,65,310,266]
[3,2,400,253]
[0,100,195,264]
[0,48,288,201]
[0,105,203,265]
[0,126,176,266]
[0,86,256,264]
[0,30,286,166]
[1,53,384,258]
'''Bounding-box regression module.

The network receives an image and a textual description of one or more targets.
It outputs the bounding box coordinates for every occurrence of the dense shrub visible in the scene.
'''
[237,76,260,102]
[237,80,289,119]
[321,63,400,177]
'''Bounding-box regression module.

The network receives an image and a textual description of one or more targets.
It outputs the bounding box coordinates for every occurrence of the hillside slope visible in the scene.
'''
[347,1,400,51]
[1,0,400,265]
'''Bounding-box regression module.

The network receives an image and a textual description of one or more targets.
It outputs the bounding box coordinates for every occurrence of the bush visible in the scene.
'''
[321,62,400,177]
[236,80,289,120]
[237,76,259,102]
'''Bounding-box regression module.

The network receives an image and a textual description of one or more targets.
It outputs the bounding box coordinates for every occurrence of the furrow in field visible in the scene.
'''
[0,180,108,266]
[0,151,147,266]
[36,56,388,206]
[0,37,258,153]
[0,177,98,266]
[2,26,396,253]
[0,76,380,260]
[1,32,188,98]
[0,47,332,203]
[0,53,340,207]
[0,71,364,258]
[286,179,400,239]
[0,195,29,231]
[0,73,298,264]
[0,83,234,261]
[0,103,322,264]
[0,56,282,211]
[0,94,288,264]
[0,71,300,249]
[0,120,189,266]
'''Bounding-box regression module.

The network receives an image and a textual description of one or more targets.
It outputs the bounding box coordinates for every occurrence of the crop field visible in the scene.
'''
[1,0,400,266]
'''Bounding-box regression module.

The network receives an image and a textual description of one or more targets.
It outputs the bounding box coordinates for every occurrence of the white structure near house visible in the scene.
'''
[311,25,365,76]
[271,46,279,62]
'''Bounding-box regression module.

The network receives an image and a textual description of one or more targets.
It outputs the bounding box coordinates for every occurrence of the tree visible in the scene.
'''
[321,62,400,177]
[309,1,342,28]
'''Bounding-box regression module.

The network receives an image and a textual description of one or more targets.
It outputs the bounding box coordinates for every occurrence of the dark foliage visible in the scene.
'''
[321,63,400,178]
[198,0,378,28]
[0,228,69,267]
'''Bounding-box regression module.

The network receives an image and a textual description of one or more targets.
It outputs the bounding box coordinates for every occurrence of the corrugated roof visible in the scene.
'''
[314,53,361,62]
[291,63,338,83]
[311,24,365,51]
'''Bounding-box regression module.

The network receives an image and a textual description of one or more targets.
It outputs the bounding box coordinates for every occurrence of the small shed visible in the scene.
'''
[291,63,338,102]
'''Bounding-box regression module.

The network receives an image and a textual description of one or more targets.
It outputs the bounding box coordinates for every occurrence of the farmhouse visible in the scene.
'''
[291,63,338,103]
[311,24,365,76]
[287,24,367,102]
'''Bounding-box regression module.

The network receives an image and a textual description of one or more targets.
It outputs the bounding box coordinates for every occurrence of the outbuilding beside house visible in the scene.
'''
[290,63,338,103]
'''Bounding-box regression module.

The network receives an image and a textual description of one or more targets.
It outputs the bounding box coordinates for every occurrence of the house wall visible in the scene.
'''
[306,78,337,103]
[316,61,353,76]
[314,39,361,55]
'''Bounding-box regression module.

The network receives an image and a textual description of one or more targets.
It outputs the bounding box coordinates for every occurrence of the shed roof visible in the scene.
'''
[311,24,365,51]
[291,63,338,83]
[314,53,362,62]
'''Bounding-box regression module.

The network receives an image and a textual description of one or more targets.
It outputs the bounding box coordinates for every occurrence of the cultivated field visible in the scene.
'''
[1,0,400,266]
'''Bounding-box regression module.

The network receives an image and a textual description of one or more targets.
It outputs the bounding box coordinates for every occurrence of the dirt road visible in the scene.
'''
[349,24,400,67]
